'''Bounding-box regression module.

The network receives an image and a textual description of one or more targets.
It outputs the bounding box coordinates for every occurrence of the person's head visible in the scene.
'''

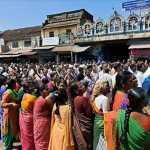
[23,78,38,94]
[119,71,137,92]
[92,67,97,73]
[40,84,50,98]
[92,80,110,99]
[79,67,84,74]
[103,67,110,74]
[130,63,136,73]
[112,62,121,73]
[54,82,68,115]
[123,64,128,72]
[78,80,89,95]
[42,78,49,85]
[128,87,148,111]
[57,81,68,101]
[7,79,16,89]
[70,82,79,99]
[136,63,143,72]
[86,65,92,76]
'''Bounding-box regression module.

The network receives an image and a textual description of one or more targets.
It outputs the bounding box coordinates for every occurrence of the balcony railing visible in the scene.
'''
[58,33,74,45]
[75,21,150,38]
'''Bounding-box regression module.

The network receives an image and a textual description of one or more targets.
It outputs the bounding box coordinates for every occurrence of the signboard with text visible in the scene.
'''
[42,37,59,46]
[122,0,150,11]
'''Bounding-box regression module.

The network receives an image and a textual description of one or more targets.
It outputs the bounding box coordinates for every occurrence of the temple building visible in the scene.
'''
[75,11,150,61]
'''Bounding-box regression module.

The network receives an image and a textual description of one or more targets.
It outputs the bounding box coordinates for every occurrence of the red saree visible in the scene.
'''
[19,93,37,150]
[34,96,51,150]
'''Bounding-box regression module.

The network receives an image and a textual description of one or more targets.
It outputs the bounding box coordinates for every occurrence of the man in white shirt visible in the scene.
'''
[135,64,144,87]
[98,67,112,89]
[144,60,150,80]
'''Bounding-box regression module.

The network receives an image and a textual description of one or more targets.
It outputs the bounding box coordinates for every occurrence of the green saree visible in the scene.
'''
[116,110,150,150]
[93,114,104,150]
[2,88,24,150]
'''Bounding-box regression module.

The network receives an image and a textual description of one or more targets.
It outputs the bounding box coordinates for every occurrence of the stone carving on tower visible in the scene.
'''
[83,22,93,36]
[144,12,150,30]
[108,10,123,33]
[94,18,105,35]
[127,13,140,31]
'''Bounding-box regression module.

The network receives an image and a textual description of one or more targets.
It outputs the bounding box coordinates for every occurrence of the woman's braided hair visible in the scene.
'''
[120,87,147,144]
[55,82,67,116]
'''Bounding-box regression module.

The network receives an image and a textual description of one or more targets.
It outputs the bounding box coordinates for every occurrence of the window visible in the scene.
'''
[128,16,138,31]
[145,16,150,30]
[84,24,91,34]
[110,17,122,32]
[66,29,72,35]
[12,41,18,48]
[49,32,54,37]
[24,40,31,47]
[96,22,103,33]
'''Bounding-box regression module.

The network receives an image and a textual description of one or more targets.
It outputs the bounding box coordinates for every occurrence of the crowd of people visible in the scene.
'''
[0,59,150,150]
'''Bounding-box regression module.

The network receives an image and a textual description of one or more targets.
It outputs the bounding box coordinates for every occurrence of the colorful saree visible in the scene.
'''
[104,110,150,150]
[73,96,93,150]
[113,91,128,111]
[104,111,118,150]
[93,114,104,150]
[92,95,109,150]
[1,89,23,150]
[34,96,52,150]
[72,112,93,150]
[48,104,75,150]
[19,93,37,150]
[117,110,150,150]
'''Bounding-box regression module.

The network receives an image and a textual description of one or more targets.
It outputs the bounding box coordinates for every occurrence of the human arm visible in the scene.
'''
[1,92,18,108]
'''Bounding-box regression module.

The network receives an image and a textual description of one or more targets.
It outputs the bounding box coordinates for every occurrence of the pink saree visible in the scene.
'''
[19,93,37,150]
[33,96,51,150]
[19,111,35,150]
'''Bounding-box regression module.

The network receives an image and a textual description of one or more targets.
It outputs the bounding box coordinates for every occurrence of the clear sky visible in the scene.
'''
[0,0,128,31]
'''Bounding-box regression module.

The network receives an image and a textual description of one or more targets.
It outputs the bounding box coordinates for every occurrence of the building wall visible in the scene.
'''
[5,36,40,51]
[41,24,78,38]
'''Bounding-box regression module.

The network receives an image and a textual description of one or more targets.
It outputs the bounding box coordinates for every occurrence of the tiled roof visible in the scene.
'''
[1,26,41,42]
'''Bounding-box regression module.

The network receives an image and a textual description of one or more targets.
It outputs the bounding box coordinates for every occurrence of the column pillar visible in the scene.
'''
[56,54,60,64]
[75,53,77,63]
[71,52,73,63]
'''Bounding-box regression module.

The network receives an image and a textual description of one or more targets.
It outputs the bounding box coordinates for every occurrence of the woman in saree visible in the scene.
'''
[71,81,94,150]
[104,87,150,150]
[34,84,55,150]
[92,80,110,150]
[1,79,24,150]
[19,79,38,150]
[112,71,137,111]
[48,82,75,150]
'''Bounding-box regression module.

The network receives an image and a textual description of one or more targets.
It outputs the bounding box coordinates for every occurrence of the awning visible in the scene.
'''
[33,46,55,50]
[0,49,36,58]
[130,49,150,58]
[21,51,37,56]
[51,45,91,53]
[0,54,21,58]
[52,45,74,52]
[72,45,91,53]
[129,44,150,49]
